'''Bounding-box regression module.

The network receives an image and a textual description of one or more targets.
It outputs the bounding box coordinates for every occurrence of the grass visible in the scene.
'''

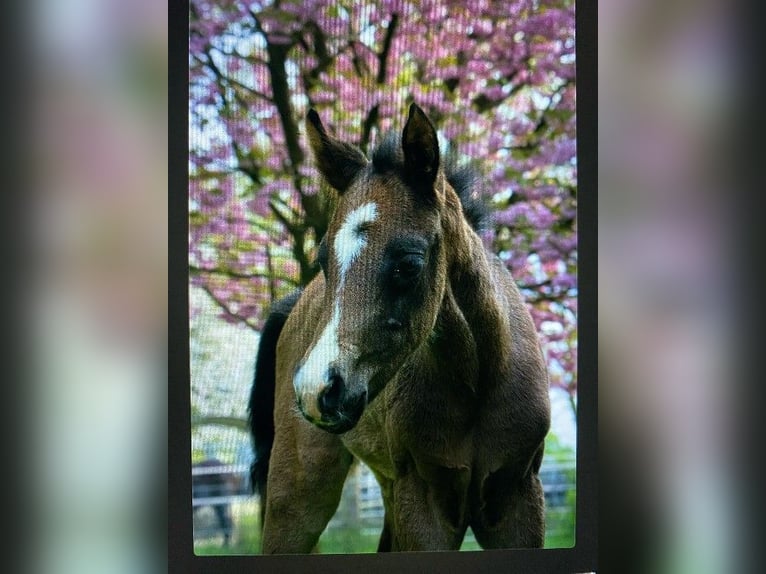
[194,499,574,555]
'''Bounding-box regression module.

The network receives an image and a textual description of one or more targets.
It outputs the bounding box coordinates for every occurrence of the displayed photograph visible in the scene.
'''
[188,0,578,555]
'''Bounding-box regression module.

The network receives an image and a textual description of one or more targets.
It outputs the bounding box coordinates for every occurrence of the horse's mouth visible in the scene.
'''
[315,416,359,434]
[297,391,366,434]
[297,410,360,434]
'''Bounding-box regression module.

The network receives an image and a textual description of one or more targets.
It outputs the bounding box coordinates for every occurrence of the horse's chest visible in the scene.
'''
[342,377,476,480]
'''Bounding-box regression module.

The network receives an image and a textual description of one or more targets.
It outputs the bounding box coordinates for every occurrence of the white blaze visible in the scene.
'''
[293,302,340,400]
[334,202,378,280]
[294,202,378,399]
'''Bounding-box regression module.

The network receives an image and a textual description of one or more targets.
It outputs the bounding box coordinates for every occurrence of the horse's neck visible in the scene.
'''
[439,191,513,385]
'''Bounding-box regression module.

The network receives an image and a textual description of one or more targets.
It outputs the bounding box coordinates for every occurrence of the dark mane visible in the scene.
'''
[371,132,490,231]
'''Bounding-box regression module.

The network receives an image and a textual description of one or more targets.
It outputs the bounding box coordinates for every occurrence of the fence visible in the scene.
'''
[192,461,251,542]
[192,456,576,547]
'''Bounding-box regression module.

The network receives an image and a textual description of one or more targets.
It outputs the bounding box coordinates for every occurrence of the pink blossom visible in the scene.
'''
[189,0,577,399]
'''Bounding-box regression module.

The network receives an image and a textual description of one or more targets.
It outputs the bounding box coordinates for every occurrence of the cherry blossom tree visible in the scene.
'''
[189,0,577,403]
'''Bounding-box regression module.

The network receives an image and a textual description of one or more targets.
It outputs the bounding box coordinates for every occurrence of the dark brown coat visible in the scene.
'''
[254,104,550,553]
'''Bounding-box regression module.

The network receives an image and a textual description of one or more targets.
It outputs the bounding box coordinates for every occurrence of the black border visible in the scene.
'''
[169,0,193,570]
[169,0,597,571]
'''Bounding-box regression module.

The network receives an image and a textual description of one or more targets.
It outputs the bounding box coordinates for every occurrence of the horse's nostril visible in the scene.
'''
[318,371,344,414]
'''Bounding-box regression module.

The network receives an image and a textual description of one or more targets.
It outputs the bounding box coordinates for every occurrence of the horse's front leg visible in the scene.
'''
[261,418,353,554]
[471,445,547,549]
[388,468,470,551]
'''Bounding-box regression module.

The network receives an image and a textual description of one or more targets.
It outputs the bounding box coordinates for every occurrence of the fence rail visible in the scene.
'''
[192,457,576,544]
[193,494,253,507]
[192,464,250,476]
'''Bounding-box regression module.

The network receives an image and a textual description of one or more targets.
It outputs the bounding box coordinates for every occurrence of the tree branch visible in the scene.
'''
[250,11,303,173]
[195,283,259,330]
[377,14,399,84]
[190,264,299,286]
[307,21,332,79]
[520,279,553,290]
[191,415,248,431]
[500,79,576,153]
[526,291,569,303]
[518,279,572,303]
[221,72,272,103]
[266,244,277,303]
[202,46,271,100]
[359,104,379,153]
[357,15,398,152]
[269,198,298,234]
[568,393,577,417]
[269,196,314,284]
[198,48,271,116]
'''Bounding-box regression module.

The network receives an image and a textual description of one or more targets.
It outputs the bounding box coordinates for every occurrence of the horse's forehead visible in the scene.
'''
[330,174,435,284]
[333,201,379,278]
[333,176,401,231]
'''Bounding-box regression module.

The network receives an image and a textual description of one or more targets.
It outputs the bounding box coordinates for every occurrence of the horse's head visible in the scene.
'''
[294,104,452,433]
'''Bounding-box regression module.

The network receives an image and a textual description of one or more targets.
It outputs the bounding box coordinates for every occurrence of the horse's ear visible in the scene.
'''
[402,103,440,185]
[306,109,368,193]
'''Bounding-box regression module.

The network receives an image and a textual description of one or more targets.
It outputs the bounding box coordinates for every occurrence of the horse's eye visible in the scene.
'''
[392,254,424,283]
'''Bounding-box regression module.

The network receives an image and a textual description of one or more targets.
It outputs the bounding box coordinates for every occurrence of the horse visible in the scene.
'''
[248,103,551,553]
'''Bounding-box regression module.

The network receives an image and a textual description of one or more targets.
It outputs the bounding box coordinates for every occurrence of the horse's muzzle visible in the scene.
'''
[315,381,367,434]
